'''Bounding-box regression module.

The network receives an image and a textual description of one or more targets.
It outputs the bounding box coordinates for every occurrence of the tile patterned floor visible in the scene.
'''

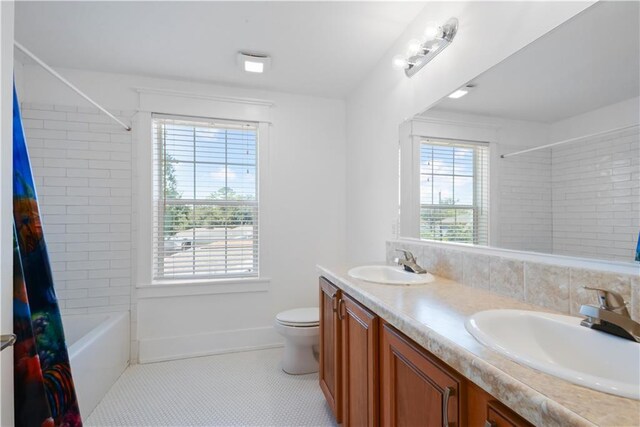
[86,348,337,427]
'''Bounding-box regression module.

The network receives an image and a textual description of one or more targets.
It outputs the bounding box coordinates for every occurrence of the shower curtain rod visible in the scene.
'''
[500,123,639,159]
[14,41,132,131]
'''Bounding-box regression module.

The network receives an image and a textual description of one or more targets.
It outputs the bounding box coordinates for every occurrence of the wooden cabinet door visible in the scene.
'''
[381,322,464,427]
[319,277,342,422]
[341,293,379,427]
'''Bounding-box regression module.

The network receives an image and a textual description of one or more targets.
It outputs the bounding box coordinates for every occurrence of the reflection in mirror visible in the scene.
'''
[399,1,639,264]
[417,139,489,245]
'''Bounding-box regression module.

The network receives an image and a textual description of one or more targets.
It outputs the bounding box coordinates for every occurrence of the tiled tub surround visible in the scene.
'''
[317,265,640,427]
[21,102,134,315]
[551,126,640,261]
[21,103,139,362]
[386,241,640,322]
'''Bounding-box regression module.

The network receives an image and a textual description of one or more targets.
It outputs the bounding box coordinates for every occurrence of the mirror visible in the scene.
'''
[399,1,640,264]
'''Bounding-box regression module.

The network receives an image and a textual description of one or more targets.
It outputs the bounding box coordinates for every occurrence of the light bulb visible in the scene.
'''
[392,54,409,70]
[424,21,441,39]
[406,39,423,57]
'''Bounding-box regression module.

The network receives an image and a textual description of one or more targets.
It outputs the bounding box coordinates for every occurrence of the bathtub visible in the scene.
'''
[63,311,130,419]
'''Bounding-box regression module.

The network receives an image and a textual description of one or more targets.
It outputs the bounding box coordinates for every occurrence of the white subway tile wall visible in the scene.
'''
[497,148,553,253]
[552,128,640,261]
[21,103,134,316]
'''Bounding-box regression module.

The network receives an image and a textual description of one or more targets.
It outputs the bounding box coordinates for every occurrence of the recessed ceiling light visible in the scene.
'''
[448,84,474,99]
[448,89,468,99]
[244,61,264,73]
[237,52,270,74]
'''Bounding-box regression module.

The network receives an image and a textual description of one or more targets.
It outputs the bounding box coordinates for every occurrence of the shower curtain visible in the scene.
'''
[12,84,82,427]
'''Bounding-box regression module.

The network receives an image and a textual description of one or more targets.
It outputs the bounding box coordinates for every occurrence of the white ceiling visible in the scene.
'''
[15,1,426,99]
[430,1,640,123]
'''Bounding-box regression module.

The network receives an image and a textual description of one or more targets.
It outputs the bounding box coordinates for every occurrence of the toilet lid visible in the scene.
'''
[276,307,319,326]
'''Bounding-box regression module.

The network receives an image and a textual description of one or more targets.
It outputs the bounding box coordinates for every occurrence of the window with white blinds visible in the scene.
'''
[152,114,259,280]
[419,139,489,245]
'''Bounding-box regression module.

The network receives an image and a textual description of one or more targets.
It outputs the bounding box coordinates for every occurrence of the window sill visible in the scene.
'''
[136,277,270,299]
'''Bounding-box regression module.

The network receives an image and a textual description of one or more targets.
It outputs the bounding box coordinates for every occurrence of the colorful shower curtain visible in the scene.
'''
[12,84,82,427]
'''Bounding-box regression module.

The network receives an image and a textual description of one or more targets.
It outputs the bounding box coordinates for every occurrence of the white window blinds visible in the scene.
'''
[152,114,259,280]
[419,139,489,245]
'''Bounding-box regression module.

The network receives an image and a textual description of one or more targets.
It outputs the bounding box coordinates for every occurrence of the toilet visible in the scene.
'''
[274,307,320,375]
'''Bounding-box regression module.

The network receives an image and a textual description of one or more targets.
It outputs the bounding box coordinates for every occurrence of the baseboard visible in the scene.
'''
[138,326,284,364]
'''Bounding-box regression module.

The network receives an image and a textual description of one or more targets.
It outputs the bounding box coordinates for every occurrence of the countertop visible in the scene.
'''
[317,264,640,427]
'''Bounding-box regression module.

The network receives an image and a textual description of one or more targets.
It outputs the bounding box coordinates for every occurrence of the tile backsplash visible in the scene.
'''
[387,240,640,322]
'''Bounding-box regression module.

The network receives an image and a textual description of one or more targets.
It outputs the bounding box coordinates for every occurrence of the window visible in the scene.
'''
[152,114,259,280]
[419,139,489,244]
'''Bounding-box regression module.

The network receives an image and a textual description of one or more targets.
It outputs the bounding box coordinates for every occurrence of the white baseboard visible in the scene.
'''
[138,326,284,364]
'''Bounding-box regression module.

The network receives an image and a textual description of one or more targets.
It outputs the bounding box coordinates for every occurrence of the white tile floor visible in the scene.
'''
[86,348,337,427]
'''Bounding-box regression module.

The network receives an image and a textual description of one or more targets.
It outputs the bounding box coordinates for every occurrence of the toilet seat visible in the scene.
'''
[277,321,319,328]
[276,307,319,328]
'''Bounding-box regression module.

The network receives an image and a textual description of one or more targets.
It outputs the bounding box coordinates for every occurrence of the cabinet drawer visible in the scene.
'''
[485,400,533,427]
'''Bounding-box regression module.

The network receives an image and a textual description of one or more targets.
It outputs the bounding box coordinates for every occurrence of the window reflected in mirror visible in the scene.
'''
[418,140,488,245]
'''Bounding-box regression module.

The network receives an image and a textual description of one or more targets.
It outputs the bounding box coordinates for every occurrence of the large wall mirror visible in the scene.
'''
[399,1,639,264]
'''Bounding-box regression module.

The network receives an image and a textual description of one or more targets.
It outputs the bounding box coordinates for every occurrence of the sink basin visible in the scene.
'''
[347,265,434,285]
[465,309,640,399]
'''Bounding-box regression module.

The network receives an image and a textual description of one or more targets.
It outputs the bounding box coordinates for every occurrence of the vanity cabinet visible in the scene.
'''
[319,277,532,427]
[319,277,342,422]
[380,322,463,426]
[319,277,379,426]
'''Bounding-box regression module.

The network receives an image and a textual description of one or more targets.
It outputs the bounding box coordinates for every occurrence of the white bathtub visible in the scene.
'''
[63,312,130,419]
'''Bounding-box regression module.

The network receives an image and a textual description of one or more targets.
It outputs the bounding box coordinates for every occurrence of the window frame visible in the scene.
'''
[418,140,487,245]
[399,126,490,244]
[151,114,260,281]
[134,108,270,290]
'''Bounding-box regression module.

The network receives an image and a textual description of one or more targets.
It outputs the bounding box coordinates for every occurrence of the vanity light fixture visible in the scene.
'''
[448,84,475,99]
[237,52,271,74]
[392,17,459,78]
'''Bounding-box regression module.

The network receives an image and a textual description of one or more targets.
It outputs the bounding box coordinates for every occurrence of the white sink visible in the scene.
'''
[465,309,640,399]
[348,265,434,285]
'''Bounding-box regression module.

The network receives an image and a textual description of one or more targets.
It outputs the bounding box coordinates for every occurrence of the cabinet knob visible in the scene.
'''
[484,421,497,427]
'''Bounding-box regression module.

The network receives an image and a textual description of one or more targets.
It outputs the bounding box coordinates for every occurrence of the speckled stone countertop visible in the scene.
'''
[317,265,640,427]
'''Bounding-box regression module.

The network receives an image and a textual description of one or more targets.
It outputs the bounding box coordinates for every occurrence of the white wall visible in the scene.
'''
[550,96,640,142]
[17,64,347,362]
[345,1,594,263]
[0,1,15,424]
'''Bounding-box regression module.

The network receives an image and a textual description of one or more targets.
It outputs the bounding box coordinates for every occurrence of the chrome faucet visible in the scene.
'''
[579,287,640,343]
[394,249,427,274]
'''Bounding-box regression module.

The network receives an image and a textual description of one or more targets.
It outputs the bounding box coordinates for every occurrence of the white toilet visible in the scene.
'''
[274,307,320,375]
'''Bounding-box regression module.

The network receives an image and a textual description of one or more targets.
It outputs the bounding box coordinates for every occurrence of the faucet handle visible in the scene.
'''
[395,249,415,262]
[583,287,628,312]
